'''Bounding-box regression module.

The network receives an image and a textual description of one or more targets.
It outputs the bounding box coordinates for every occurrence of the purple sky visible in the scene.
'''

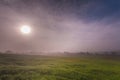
[0,0,120,52]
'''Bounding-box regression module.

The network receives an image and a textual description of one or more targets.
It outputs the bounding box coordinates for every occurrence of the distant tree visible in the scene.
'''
[0,51,2,54]
[111,51,117,55]
[85,52,90,55]
[5,50,13,54]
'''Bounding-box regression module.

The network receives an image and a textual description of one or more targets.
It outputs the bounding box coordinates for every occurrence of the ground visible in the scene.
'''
[0,54,120,80]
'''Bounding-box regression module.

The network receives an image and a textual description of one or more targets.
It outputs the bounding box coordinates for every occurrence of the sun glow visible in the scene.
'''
[20,25,31,34]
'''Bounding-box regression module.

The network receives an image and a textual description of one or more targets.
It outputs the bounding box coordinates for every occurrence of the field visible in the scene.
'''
[0,54,120,80]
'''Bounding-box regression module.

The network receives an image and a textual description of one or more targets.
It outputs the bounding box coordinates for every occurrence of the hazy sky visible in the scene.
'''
[0,0,120,52]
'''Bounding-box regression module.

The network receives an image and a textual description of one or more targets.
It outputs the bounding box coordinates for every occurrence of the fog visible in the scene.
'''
[0,0,120,53]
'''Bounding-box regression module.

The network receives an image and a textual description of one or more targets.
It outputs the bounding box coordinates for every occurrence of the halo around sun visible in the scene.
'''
[20,25,31,34]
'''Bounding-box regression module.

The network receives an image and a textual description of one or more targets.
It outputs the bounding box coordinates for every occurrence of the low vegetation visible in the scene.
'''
[0,53,120,80]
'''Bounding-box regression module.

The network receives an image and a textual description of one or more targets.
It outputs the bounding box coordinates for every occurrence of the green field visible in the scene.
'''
[0,54,120,80]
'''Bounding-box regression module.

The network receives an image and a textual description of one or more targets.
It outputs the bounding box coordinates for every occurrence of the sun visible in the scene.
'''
[20,25,31,34]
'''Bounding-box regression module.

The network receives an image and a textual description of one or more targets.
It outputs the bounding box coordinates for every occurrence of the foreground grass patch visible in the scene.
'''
[0,54,120,80]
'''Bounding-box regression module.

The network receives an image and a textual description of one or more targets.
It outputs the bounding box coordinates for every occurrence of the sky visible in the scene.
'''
[0,0,120,52]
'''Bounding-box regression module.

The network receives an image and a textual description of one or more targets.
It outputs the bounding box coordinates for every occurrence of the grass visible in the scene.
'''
[0,54,120,80]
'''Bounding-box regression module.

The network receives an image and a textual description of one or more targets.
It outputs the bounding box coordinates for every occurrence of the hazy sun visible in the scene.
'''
[20,25,31,34]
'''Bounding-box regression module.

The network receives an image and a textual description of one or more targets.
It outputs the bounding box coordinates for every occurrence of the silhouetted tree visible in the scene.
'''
[5,50,13,54]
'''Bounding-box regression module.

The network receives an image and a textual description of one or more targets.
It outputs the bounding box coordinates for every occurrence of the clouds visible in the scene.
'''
[0,0,120,52]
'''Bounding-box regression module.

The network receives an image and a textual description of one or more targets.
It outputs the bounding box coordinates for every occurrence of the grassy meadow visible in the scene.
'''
[0,53,120,80]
